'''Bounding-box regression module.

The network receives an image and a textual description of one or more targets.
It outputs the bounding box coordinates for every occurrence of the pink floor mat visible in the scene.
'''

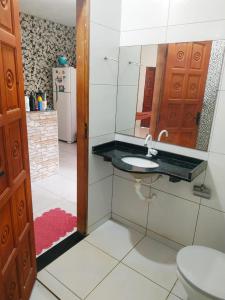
[34,208,77,255]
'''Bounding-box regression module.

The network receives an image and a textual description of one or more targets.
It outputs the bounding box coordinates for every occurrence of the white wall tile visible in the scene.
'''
[89,134,114,185]
[90,23,120,85]
[167,20,225,43]
[201,152,225,212]
[120,27,167,47]
[168,0,225,25]
[148,189,199,245]
[194,205,225,252]
[151,173,204,204]
[88,176,113,227]
[116,85,138,132]
[112,176,149,228]
[121,0,170,31]
[89,85,117,138]
[90,0,121,31]
[210,92,225,154]
[118,46,141,85]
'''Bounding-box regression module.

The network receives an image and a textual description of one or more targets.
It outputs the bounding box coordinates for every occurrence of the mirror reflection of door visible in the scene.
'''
[140,67,156,128]
[154,41,212,148]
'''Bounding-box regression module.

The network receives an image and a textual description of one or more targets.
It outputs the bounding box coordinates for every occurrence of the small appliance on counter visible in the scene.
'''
[53,67,76,143]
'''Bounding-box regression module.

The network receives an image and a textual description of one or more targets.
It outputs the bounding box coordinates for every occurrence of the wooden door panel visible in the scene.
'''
[0,0,36,298]
[1,44,19,111]
[0,127,8,194]
[0,201,14,269]
[169,73,185,99]
[0,0,13,33]
[182,103,199,128]
[172,43,188,68]
[12,184,28,240]
[8,121,23,179]
[186,74,201,99]
[17,232,33,296]
[190,42,206,69]
[2,257,21,300]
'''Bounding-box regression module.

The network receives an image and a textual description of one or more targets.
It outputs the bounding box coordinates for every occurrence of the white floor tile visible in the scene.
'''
[86,264,168,300]
[38,270,80,300]
[85,220,144,260]
[30,281,57,300]
[46,240,118,299]
[171,280,188,300]
[167,295,180,300]
[123,237,177,290]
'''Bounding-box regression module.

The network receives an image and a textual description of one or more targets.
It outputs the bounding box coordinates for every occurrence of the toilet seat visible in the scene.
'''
[177,246,225,300]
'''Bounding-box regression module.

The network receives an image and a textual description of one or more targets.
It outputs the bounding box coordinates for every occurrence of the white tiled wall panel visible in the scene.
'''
[90,23,120,85]
[147,189,199,246]
[112,176,149,228]
[89,134,114,185]
[168,0,225,25]
[194,206,225,252]
[90,0,122,31]
[121,0,170,31]
[89,84,117,138]
[88,176,113,227]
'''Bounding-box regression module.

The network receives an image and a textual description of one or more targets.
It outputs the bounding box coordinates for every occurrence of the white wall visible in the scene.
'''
[88,0,121,232]
[112,0,225,252]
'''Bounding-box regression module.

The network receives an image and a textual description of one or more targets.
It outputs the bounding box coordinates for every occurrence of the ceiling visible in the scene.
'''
[19,0,76,27]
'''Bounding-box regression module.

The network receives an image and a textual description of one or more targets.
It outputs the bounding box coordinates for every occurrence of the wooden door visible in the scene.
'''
[156,41,212,148]
[0,1,36,299]
[141,67,155,128]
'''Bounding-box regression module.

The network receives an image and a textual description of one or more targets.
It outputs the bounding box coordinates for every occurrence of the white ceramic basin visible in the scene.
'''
[121,157,159,168]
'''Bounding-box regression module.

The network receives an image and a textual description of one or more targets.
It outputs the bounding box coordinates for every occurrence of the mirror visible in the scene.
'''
[116,40,225,151]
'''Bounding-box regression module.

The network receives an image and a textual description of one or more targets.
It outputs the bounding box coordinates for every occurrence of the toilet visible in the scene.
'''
[176,246,225,300]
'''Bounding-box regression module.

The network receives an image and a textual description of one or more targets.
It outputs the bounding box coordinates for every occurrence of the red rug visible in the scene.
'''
[34,208,77,255]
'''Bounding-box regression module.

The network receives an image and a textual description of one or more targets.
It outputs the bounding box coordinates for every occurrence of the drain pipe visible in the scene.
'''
[134,178,157,202]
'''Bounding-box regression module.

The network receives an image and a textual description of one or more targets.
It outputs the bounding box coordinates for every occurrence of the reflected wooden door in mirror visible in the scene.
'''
[155,42,212,148]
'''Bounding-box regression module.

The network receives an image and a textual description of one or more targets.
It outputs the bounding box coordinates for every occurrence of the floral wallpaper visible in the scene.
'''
[20,13,76,104]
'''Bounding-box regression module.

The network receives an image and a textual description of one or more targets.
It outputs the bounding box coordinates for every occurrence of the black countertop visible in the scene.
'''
[92,141,207,182]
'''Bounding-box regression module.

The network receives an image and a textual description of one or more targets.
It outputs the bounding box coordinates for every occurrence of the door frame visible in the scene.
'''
[76,0,90,235]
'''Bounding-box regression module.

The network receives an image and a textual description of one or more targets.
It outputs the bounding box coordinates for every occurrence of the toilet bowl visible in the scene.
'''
[176,246,225,300]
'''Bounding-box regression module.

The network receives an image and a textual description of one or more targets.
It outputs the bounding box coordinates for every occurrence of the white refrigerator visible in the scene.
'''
[53,67,76,143]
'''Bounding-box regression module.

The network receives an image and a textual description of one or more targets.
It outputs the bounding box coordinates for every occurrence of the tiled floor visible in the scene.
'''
[35,220,188,300]
[31,141,77,255]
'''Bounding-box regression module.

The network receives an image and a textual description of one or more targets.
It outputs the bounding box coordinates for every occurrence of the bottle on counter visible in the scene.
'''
[29,92,36,111]
[37,95,43,111]
[25,95,30,111]
[42,92,47,111]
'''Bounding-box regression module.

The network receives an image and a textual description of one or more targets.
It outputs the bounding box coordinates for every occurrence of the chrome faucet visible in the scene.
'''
[144,134,158,157]
[157,130,169,142]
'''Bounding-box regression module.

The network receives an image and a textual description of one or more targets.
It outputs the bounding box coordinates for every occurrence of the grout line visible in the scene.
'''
[192,204,201,245]
[90,20,121,33]
[89,173,113,186]
[121,262,171,293]
[121,17,225,33]
[44,269,83,300]
[36,278,61,300]
[112,212,147,233]
[165,279,178,300]
[84,263,121,299]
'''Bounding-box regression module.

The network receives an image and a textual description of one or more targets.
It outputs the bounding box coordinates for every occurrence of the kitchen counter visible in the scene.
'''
[26,110,59,181]
[92,141,207,182]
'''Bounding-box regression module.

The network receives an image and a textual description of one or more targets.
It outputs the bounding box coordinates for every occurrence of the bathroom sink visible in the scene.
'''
[121,157,159,168]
